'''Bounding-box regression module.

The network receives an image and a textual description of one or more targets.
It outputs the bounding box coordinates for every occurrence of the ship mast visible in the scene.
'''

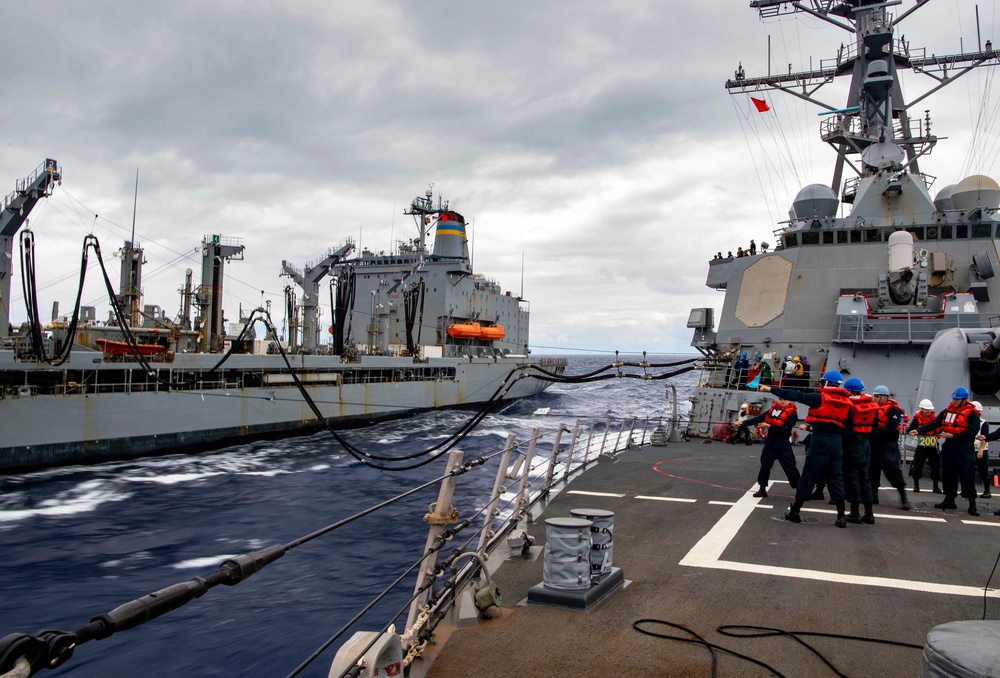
[727,0,1000,204]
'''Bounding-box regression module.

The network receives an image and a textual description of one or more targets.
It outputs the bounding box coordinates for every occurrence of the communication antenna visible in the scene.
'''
[520,250,524,299]
[130,167,139,243]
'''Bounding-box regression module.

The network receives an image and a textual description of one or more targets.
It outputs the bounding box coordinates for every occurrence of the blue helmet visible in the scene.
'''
[873,385,890,396]
[843,377,865,393]
[952,387,970,400]
[821,370,843,385]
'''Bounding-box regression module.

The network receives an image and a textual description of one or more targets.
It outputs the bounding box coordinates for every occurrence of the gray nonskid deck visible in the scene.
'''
[418,439,999,677]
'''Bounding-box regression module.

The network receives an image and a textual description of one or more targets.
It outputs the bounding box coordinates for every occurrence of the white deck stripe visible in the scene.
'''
[709,501,773,509]
[679,486,999,599]
[567,490,625,498]
[962,520,1000,527]
[800,507,946,523]
[635,495,697,503]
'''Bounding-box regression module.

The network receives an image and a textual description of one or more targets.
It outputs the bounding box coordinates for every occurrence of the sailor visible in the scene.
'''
[869,385,912,510]
[735,396,800,497]
[756,353,773,386]
[906,399,942,494]
[800,355,811,389]
[912,387,980,516]
[749,239,757,255]
[842,377,878,524]
[781,355,795,387]
[760,370,852,528]
[730,402,753,445]
[792,356,805,390]
[973,402,994,499]
[733,352,749,389]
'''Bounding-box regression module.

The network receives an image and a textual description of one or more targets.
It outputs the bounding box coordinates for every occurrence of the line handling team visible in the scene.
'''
[729,372,994,527]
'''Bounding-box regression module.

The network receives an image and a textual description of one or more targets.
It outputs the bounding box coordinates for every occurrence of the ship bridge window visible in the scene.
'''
[784,233,798,247]
[906,226,925,240]
[972,223,993,239]
[837,231,848,244]
[851,230,862,243]
[865,228,881,242]
[957,224,969,239]
[822,231,834,244]
[801,231,820,245]
[940,224,953,239]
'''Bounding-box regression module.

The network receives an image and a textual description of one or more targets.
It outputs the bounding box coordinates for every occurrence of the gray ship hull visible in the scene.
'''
[0,351,559,472]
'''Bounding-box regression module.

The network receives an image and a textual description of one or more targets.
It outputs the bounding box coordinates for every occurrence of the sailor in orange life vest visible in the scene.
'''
[911,387,981,516]
[868,385,912,510]
[733,397,801,498]
[841,378,878,523]
[759,370,852,527]
[905,399,942,494]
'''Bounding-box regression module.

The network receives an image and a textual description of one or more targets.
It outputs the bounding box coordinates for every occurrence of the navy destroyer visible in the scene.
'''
[687,0,1000,434]
[0,178,565,472]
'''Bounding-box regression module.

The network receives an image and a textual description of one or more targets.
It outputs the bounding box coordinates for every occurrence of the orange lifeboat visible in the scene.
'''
[447,322,481,339]
[95,338,167,356]
[479,325,505,341]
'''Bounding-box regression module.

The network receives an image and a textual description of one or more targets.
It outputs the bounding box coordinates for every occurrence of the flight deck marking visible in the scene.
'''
[962,520,1000,527]
[800,507,946,523]
[709,500,773,509]
[679,484,1000,599]
[568,490,626,498]
[635,495,697,503]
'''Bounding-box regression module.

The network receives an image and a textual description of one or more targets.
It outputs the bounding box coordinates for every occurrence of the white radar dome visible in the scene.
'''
[791,184,838,220]
[951,175,1000,211]
[862,142,906,171]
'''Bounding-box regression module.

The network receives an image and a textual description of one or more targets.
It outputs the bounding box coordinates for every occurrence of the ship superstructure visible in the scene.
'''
[687,0,1000,433]
[0,184,564,472]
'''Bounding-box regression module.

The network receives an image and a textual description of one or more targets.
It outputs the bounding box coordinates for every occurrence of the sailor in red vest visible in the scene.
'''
[912,387,981,516]
[906,399,942,494]
[868,385,912,510]
[734,396,800,497]
[760,370,852,527]
[842,378,878,524]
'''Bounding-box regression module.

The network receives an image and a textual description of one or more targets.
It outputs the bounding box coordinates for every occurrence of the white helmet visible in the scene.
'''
[918,399,935,410]
[972,401,983,413]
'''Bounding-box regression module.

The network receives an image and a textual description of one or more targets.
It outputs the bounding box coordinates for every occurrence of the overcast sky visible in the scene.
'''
[2,0,997,354]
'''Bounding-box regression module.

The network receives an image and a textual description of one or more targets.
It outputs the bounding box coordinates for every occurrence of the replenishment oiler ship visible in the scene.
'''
[0,180,565,472]
[686,0,1000,433]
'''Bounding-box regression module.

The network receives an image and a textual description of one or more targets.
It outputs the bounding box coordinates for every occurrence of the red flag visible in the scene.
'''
[750,96,770,113]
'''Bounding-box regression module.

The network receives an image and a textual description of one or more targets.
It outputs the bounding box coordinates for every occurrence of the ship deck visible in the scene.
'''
[415,438,1000,677]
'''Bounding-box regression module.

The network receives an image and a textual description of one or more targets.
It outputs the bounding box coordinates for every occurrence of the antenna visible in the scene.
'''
[130,167,139,243]
[389,200,396,252]
[520,250,524,299]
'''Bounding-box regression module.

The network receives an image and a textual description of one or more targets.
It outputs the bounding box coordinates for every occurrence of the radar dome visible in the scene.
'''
[934,184,956,211]
[862,142,906,171]
[791,184,838,220]
[951,175,1000,211]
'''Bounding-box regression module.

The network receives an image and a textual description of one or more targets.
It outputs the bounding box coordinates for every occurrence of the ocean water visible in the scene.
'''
[0,355,699,677]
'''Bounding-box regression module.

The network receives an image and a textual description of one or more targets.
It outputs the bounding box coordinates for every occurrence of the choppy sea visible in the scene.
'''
[0,354,699,677]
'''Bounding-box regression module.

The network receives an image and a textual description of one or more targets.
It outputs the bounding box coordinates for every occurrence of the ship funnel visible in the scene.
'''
[886,231,916,304]
[431,211,470,261]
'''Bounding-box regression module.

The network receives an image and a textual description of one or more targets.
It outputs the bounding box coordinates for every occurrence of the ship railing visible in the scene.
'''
[832,311,983,344]
[325,414,662,677]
